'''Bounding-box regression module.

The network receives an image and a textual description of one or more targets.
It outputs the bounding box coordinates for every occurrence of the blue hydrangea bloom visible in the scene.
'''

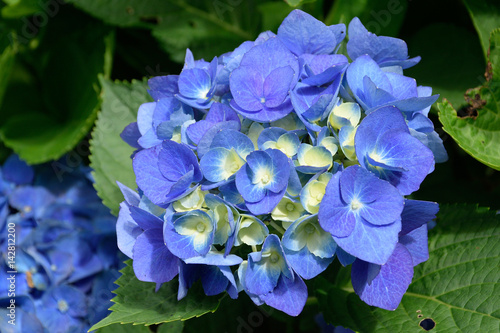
[0,155,122,332]
[347,17,421,69]
[235,149,291,215]
[354,106,435,195]
[119,9,446,316]
[318,165,403,265]
[351,199,438,310]
[230,37,299,122]
[133,140,203,206]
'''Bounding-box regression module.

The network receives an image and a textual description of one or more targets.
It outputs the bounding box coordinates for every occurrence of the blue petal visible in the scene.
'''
[130,206,163,230]
[184,252,242,266]
[400,199,439,235]
[339,165,404,226]
[158,140,201,182]
[230,66,265,111]
[148,75,179,100]
[334,217,401,265]
[133,147,175,205]
[200,265,230,296]
[116,181,140,206]
[285,246,334,280]
[235,164,266,203]
[259,272,308,316]
[318,172,356,237]
[116,202,143,259]
[245,186,287,215]
[336,247,355,266]
[137,102,156,135]
[178,68,212,100]
[257,127,287,149]
[351,243,413,310]
[210,129,254,159]
[133,229,179,283]
[196,121,241,158]
[264,66,295,108]
[399,224,429,266]
[278,9,339,55]
[120,122,142,149]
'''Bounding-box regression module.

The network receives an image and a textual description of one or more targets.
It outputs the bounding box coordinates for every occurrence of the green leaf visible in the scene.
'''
[284,0,316,8]
[438,29,500,171]
[324,0,408,37]
[157,321,184,333]
[316,204,500,332]
[90,260,221,331]
[257,2,294,32]
[406,23,485,110]
[0,10,113,164]
[95,323,152,333]
[66,0,261,62]
[0,43,15,108]
[1,0,39,18]
[90,77,151,216]
[462,0,500,60]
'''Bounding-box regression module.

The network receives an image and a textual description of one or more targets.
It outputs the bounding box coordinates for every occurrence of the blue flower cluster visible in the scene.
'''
[119,10,445,315]
[0,155,122,332]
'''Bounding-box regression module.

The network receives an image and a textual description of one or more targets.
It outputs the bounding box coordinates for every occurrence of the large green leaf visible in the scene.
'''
[95,323,151,333]
[438,29,500,170]
[0,9,113,164]
[324,0,408,37]
[406,23,485,110]
[316,204,500,332]
[66,0,262,62]
[90,77,151,216]
[462,0,500,59]
[90,261,221,331]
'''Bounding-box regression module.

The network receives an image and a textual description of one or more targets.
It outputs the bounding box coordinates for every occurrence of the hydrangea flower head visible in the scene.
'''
[118,9,445,316]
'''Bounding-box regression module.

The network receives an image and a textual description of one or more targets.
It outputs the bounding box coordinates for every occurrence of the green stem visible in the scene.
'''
[306,296,318,306]
[269,220,286,235]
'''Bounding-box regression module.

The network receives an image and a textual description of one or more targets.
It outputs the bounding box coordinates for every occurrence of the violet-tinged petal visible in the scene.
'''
[133,229,179,283]
[129,206,163,230]
[120,122,142,149]
[3,155,34,185]
[335,218,401,265]
[285,246,334,280]
[277,9,338,55]
[318,172,356,237]
[264,66,295,108]
[400,199,439,235]
[259,272,308,317]
[399,224,429,266]
[351,243,413,310]
[116,202,143,259]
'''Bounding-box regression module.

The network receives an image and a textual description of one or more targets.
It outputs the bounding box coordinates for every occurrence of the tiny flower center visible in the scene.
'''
[51,264,57,271]
[196,222,206,233]
[270,252,280,264]
[23,206,32,213]
[286,203,295,212]
[230,162,240,173]
[260,97,266,104]
[350,199,363,211]
[260,174,270,184]
[58,300,69,313]
[305,223,315,234]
